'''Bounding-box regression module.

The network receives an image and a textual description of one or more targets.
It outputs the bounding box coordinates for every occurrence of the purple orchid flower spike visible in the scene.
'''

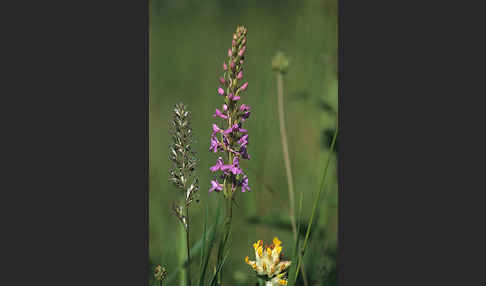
[208,25,250,197]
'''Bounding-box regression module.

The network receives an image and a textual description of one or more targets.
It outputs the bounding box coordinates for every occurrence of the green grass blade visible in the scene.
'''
[198,205,208,286]
[209,248,231,286]
[294,126,338,282]
[199,201,222,286]
[288,192,304,286]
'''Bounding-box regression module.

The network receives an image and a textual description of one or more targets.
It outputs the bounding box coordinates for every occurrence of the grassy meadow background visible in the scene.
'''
[149,0,338,285]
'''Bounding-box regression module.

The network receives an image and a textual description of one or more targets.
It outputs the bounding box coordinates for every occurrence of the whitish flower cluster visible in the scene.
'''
[245,237,291,286]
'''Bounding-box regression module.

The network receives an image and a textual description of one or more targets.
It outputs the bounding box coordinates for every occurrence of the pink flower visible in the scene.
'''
[240,82,248,91]
[212,123,223,135]
[238,46,246,57]
[213,108,228,119]
[217,87,225,96]
[210,157,225,172]
[209,180,223,193]
[237,71,243,79]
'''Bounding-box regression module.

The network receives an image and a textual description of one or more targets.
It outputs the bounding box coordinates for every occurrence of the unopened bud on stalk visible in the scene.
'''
[238,46,246,57]
[237,71,243,79]
[240,82,248,91]
[218,87,225,95]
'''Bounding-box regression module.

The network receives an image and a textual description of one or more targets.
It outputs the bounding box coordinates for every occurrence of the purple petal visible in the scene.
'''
[209,180,223,193]
[213,108,228,119]
[212,124,222,134]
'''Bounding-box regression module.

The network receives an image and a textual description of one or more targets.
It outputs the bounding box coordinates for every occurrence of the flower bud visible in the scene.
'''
[237,71,243,79]
[217,87,225,95]
[230,61,235,69]
[238,46,246,57]
[219,77,225,84]
[240,82,248,91]
[223,62,228,70]
[228,49,232,57]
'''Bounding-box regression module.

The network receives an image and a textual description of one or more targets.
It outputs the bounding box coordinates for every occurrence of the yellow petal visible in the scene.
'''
[257,246,263,257]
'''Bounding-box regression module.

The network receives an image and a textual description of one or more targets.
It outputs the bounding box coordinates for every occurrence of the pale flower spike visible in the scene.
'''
[245,237,291,285]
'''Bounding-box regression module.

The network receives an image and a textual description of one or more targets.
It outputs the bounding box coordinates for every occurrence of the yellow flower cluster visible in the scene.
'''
[245,237,291,286]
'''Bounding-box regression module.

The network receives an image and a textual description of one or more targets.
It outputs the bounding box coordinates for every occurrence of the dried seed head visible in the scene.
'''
[169,103,200,221]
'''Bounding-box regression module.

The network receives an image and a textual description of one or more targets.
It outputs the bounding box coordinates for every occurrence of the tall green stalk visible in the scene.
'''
[276,72,297,241]
[273,51,309,286]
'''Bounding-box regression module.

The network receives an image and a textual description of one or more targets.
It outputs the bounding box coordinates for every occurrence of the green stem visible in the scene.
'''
[294,126,338,281]
[185,207,191,286]
[276,72,297,240]
[179,222,187,286]
[277,71,310,286]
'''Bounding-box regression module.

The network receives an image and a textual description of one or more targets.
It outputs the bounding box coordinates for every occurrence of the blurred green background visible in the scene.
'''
[149,0,338,285]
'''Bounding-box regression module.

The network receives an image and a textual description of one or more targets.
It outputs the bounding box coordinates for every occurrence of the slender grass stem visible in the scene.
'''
[276,72,297,240]
[179,222,187,286]
[294,126,338,281]
[276,71,310,286]
[185,208,191,286]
